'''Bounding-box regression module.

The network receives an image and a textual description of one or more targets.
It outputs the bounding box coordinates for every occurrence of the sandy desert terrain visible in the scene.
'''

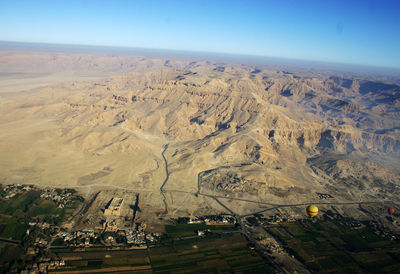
[0,48,399,224]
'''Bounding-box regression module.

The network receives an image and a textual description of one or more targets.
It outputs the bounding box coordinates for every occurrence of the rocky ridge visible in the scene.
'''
[0,60,399,216]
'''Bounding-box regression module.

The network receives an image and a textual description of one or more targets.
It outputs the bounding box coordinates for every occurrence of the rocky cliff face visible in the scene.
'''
[54,69,399,157]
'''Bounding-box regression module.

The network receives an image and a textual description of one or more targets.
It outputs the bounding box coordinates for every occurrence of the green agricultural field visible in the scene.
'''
[0,222,27,241]
[51,249,152,271]
[0,243,23,272]
[0,188,82,226]
[51,237,65,247]
[32,199,61,217]
[149,233,274,273]
[0,190,41,218]
[102,256,150,267]
[265,219,400,273]
[49,231,273,273]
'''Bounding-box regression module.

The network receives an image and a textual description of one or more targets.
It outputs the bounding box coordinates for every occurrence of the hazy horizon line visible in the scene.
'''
[1,40,400,78]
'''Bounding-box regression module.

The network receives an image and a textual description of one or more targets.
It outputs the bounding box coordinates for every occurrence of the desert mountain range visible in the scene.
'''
[0,49,399,218]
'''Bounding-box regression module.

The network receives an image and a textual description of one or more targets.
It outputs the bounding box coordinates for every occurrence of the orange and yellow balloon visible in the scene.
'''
[306,205,318,218]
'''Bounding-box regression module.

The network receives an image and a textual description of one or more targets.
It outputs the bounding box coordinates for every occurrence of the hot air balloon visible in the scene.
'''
[388,207,395,215]
[306,205,318,218]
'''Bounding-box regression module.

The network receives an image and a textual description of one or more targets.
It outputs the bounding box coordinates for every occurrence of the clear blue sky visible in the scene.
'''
[0,0,399,68]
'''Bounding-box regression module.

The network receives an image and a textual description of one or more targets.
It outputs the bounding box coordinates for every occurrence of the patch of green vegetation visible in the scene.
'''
[0,243,9,262]
[54,233,273,273]
[149,234,274,273]
[0,190,41,218]
[0,222,27,241]
[0,186,84,271]
[55,188,63,195]
[51,237,65,247]
[49,247,73,253]
[32,199,60,216]
[0,187,5,196]
[352,252,397,271]
[341,234,369,250]
[265,219,400,273]
[65,188,77,194]
[103,256,150,266]
[0,243,23,269]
